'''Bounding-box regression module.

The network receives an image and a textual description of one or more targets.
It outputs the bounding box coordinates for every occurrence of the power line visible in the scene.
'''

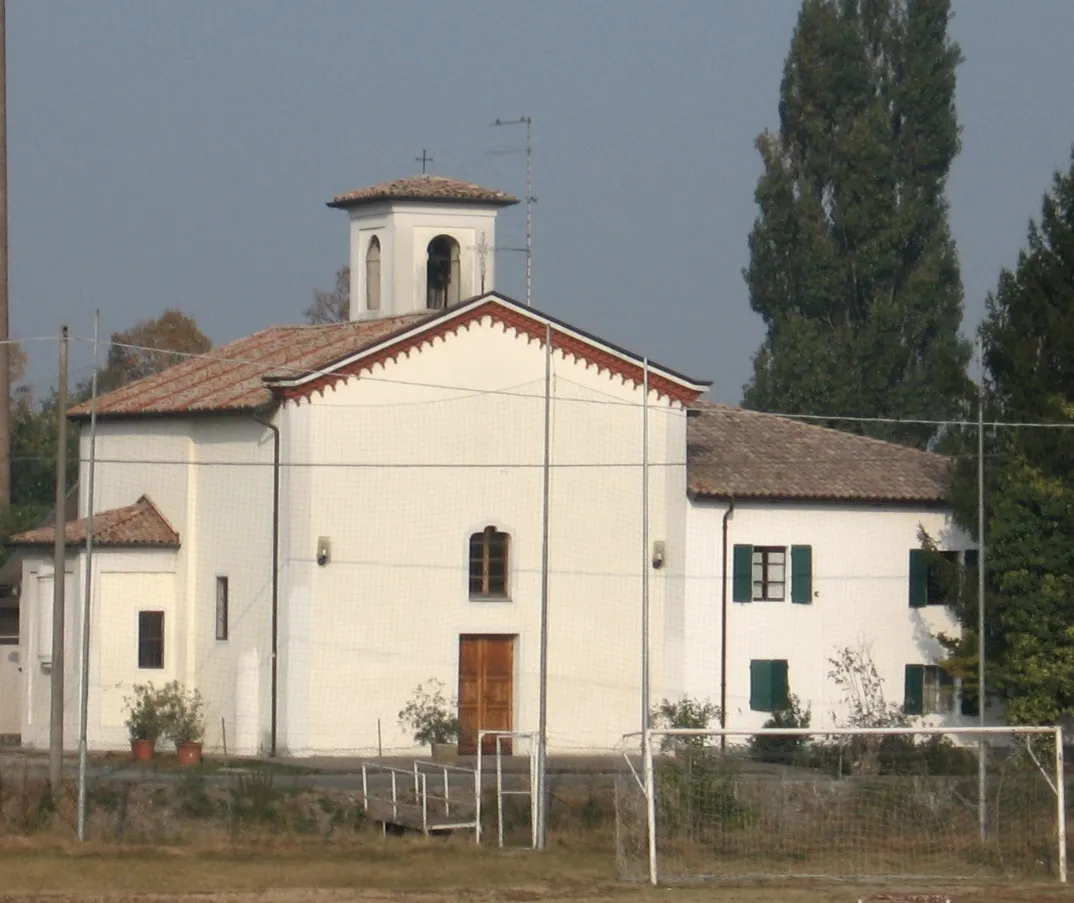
[58,335,1074,429]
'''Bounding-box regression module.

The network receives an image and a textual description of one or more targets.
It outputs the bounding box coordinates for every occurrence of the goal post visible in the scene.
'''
[615,725,1066,886]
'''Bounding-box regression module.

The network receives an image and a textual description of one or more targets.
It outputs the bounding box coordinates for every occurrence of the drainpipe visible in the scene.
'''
[720,498,735,752]
[254,406,281,758]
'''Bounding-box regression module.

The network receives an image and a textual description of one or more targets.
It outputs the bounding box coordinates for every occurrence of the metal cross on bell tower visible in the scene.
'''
[415,149,434,174]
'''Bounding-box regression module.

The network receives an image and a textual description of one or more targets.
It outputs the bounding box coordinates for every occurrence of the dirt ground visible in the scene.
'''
[1,838,1073,903]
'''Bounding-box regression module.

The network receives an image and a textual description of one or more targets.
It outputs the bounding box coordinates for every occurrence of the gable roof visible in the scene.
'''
[69,312,436,419]
[10,495,180,548]
[328,175,519,210]
[686,402,951,503]
[71,293,710,420]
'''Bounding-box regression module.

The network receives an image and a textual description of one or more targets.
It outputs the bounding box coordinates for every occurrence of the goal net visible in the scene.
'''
[615,726,1066,885]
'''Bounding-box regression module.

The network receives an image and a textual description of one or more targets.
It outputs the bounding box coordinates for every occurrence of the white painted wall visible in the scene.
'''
[19,548,178,751]
[18,556,77,748]
[19,416,276,753]
[278,315,687,754]
[347,201,501,318]
[186,418,275,756]
[684,499,973,734]
[0,600,20,735]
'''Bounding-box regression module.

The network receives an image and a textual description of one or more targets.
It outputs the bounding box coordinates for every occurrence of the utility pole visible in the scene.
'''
[0,0,12,508]
[49,325,68,796]
[489,116,535,307]
[76,312,100,841]
[976,354,987,841]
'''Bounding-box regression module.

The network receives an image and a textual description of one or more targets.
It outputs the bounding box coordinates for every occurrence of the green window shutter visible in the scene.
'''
[733,544,753,603]
[904,664,924,715]
[909,549,928,608]
[772,660,789,710]
[750,660,771,711]
[964,549,979,570]
[791,545,813,604]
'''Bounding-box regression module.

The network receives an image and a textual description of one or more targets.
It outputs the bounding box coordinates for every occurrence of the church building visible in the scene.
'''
[6,173,973,756]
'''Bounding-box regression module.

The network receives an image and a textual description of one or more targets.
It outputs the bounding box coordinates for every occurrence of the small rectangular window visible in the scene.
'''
[923,664,955,714]
[751,547,786,601]
[926,551,960,606]
[909,549,960,608]
[0,605,17,645]
[905,663,954,715]
[215,577,229,641]
[138,611,164,669]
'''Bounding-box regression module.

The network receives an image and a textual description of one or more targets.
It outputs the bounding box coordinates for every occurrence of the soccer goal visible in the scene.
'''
[615,726,1067,886]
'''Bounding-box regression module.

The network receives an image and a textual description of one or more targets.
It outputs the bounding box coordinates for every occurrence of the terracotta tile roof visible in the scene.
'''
[327,175,519,209]
[687,402,952,503]
[70,295,708,418]
[11,495,180,548]
[69,313,434,418]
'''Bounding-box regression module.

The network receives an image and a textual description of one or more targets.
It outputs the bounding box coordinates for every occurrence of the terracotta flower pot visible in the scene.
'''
[131,738,155,762]
[431,742,458,763]
[176,742,203,766]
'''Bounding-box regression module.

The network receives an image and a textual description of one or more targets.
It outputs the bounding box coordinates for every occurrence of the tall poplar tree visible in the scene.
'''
[940,150,1074,724]
[743,0,972,448]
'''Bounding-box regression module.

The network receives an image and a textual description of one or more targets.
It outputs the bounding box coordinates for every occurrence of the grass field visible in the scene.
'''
[1,837,1073,903]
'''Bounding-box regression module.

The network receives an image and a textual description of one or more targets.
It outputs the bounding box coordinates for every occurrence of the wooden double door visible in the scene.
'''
[458,634,514,755]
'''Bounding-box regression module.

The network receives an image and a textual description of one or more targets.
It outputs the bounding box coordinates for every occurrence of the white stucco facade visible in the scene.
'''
[684,498,975,733]
[275,314,690,754]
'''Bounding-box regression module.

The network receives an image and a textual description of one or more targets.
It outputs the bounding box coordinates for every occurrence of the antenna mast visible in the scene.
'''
[489,116,535,307]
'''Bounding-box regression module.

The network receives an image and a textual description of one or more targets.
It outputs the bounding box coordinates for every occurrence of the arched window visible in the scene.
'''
[426,235,461,310]
[365,236,381,312]
[469,526,509,598]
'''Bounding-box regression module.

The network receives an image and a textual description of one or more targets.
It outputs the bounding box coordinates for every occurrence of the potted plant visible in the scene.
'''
[398,679,460,760]
[123,682,165,761]
[160,680,206,766]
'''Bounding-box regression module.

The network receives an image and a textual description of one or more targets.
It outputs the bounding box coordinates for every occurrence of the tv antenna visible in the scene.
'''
[489,116,535,307]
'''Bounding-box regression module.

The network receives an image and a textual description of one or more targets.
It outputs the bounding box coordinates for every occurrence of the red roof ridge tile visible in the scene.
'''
[10,494,180,548]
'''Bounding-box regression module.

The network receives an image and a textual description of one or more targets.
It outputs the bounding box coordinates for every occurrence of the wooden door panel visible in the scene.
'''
[457,635,514,756]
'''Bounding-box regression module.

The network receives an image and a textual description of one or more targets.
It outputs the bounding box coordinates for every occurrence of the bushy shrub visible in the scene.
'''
[650,695,721,752]
[398,679,460,753]
[748,693,812,765]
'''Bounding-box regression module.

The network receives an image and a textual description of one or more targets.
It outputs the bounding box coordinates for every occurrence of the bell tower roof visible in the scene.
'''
[327,174,519,210]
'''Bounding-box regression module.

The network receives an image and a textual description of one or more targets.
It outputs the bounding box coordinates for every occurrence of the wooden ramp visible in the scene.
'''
[364,798,477,835]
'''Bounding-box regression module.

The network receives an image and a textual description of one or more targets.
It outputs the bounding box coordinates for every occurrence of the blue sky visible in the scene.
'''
[8,0,1074,400]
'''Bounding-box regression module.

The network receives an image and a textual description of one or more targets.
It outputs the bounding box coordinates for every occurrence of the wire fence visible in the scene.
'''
[0,748,622,845]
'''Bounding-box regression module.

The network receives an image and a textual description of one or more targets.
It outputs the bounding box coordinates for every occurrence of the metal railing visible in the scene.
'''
[360,759,479,838]
[476,729,539,848]
[411,758,480,835]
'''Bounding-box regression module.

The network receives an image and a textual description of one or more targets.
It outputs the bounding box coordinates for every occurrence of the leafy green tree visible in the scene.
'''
[742,0,972,448]
[941,149,1074,724]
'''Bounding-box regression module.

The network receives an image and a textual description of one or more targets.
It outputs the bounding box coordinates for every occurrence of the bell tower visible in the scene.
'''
[327,175,519,320]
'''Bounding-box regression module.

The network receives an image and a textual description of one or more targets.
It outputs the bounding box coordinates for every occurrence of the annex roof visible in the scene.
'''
[327,175,519,210]
[10,495,180,548]
[686,402,952,504]
[69,293,710,420]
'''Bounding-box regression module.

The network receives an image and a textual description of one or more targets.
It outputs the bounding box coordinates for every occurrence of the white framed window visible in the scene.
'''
[752,546,786,601]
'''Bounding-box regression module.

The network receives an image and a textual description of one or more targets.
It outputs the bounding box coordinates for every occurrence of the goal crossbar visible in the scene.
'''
[629,725,1060,738]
